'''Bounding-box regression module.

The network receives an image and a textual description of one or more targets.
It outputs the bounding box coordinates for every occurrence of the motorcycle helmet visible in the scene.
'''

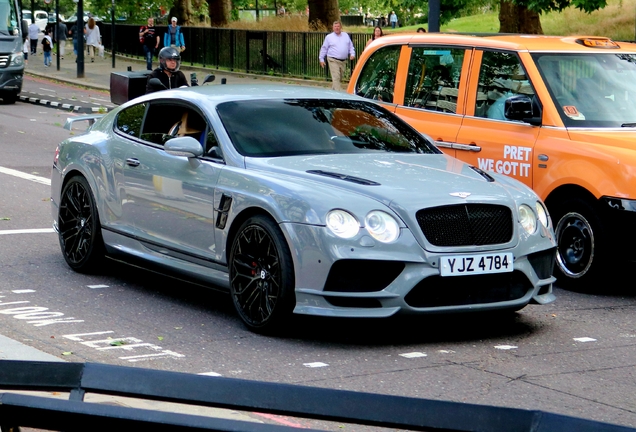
[159,46,181,72]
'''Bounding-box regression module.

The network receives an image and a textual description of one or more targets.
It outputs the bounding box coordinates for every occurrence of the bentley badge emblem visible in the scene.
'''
[450,192,471,198]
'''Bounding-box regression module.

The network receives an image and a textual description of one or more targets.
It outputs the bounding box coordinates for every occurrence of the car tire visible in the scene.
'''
[229,215,295,333]
[551,197,607,290]
[57,176,105,273]
[1,92,17,104]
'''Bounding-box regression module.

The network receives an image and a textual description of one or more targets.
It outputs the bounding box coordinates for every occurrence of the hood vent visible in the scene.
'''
[469,166,495,182]
[307,170,381,186]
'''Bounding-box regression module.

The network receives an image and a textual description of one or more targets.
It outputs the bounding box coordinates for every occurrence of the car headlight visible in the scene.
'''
[326,210,359,238]
[365,210,400,243]
[535,201,549,228]
[10,52,24,67]
[518,204,536,234]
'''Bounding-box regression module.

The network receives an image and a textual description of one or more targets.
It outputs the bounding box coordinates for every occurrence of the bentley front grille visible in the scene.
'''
[416,204,513,247]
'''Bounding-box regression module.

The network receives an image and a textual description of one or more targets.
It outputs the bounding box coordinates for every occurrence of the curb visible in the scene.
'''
[18,93,111,113]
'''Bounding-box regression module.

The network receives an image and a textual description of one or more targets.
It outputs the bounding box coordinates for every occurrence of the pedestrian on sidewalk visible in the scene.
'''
[85,18,101,63]
[69,23,78,55]
[22,36,29,66]
[319,21,355,91]
[365,26,383,49]
[139,17,160,71]
[164,17,185,53]
[389,11,398,29]
[42,29,52,67]
[28,21,38,55]
[56,18,68,59]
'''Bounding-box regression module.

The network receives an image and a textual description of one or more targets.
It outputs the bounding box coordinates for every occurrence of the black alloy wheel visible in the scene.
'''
[552,197,606,289]
[229,215,295,332]
[58,176,105,272]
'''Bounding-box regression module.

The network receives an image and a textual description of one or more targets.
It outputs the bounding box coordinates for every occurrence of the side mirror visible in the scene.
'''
[504,95,542,126]
[202,74,216,85]
[165,136,204,158]
[21,20,28,36]
[148,77,167,91]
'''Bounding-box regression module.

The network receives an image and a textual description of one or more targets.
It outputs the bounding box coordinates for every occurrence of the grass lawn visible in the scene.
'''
[344,0,636,41]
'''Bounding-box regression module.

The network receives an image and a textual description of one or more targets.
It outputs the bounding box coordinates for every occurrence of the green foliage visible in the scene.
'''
[514,0,607,13]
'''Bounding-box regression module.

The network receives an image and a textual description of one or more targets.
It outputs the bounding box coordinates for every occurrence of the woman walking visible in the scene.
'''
[85,18,101,62]
[365,26,384,48]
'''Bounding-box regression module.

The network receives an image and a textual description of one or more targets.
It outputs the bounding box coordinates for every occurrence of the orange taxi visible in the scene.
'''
[349,34,636,288]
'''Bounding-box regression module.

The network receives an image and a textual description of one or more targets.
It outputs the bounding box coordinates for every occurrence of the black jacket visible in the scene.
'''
[145,68,189,94]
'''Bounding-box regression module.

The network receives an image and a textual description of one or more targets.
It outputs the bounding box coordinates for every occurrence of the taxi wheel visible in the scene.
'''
[58,176,105,273]
[551,198,607,290]
[229,215,295,333]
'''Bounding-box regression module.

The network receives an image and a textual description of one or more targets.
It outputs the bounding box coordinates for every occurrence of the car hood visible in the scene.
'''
[245,153,519,211]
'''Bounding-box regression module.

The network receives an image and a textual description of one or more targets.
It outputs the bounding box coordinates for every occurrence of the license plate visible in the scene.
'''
[440,252,513,277]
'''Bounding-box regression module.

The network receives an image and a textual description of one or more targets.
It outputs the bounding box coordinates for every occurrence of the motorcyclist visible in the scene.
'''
[145,46,189,94]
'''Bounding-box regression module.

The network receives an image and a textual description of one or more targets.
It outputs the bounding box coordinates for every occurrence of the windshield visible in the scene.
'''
[0,0,19,36]
[217,99,440,157]
[534,52,636,128]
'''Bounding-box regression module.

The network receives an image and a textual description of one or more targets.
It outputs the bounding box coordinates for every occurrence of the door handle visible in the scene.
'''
[435,142,481,152]
[126,158,140,167]
[453,143,481,152]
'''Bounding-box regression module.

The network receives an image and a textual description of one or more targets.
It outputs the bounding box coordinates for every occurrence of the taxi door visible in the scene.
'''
[454,49,540,188]
[393,45,473,159]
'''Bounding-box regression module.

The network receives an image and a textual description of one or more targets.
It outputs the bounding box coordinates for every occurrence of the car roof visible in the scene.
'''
[130,84,367,108]
[369,33,636,53]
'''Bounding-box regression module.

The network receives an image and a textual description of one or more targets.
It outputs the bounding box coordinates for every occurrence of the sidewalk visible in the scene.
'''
[24,49,330,93]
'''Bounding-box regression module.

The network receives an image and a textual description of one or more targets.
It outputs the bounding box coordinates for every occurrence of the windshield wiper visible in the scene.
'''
[621,123,636,127]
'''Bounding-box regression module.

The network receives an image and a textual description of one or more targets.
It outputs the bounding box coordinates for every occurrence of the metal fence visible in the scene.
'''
[1,359,635,432]
[100,24,369,81]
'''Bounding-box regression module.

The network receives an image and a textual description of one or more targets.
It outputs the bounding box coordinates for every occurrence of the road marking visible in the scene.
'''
[87,284,109,289]
[399,352,427,358]
[198,371,222,376]
[303,362,328,368]
[0,228,55,235]
[12,290,36,293]
[0,166,51,185]
[494,345,518,350]
[573,337,596,342]
[63,331,185,362]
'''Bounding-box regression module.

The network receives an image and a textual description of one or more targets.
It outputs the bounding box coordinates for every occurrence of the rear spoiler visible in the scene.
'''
[64,114,104,131]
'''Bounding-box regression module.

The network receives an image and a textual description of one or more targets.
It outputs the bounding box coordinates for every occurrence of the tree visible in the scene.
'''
[208,0,231,26]
[501,0,607,33]
[498,0,543,33]
[307,0,340,30]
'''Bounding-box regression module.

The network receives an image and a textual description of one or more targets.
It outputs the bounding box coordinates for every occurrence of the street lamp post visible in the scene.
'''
[76,0,84,78]
[55,0,59,71]
[111,0,115,67]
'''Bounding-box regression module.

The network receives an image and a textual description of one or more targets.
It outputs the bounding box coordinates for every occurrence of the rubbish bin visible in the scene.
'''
[110,70,152,105]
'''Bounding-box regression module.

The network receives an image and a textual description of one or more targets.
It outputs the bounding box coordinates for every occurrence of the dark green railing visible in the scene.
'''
[100,24,369,81]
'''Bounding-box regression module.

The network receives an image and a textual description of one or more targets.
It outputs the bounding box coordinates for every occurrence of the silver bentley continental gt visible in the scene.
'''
[51,85,556,332]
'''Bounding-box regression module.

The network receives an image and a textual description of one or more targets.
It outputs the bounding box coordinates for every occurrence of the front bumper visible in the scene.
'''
[0,70,23,93]
[286,223,556,318]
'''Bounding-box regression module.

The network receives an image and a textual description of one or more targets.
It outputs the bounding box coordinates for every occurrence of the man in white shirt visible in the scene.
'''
[319,21,355,91]
[28,21,39,55]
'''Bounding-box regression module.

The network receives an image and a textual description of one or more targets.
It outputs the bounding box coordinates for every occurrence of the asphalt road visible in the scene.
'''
[2,88,636,430]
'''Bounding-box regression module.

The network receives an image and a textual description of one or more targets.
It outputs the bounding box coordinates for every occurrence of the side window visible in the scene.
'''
[404,47,464,113]
[474,51,534,120]
[115,103,146,137]
[355,46,400,103]
[140,103,208,147]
